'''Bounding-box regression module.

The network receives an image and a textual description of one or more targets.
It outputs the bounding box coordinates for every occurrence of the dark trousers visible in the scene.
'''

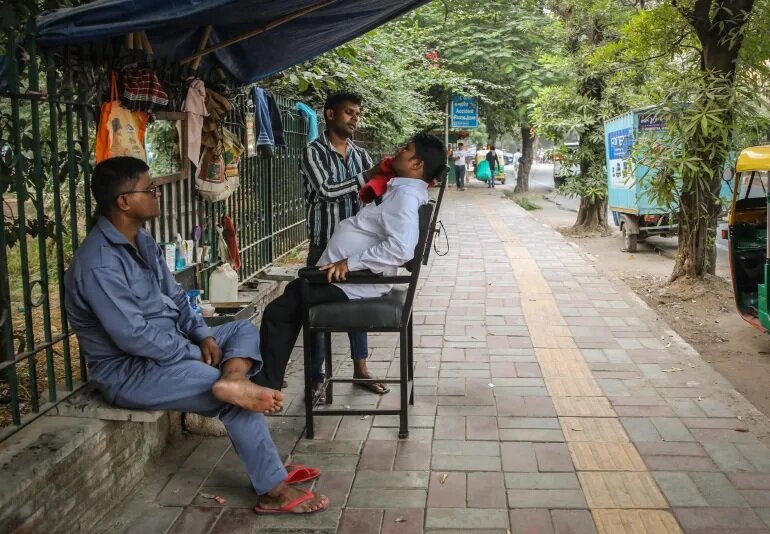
[256,279,349,390]
[307,243,369,382]
[454,164,466,189]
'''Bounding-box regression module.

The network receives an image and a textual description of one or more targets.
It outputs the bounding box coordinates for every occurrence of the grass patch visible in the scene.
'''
[513,196,541,211]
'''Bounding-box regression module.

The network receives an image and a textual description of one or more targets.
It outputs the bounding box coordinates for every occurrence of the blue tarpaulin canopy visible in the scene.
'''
[35,0,430,84]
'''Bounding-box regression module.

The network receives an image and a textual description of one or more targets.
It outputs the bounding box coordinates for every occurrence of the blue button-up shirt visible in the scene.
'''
[64,217,211,396]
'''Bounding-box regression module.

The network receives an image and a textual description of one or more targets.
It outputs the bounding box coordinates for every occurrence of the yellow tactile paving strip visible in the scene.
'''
[480,201,682,534]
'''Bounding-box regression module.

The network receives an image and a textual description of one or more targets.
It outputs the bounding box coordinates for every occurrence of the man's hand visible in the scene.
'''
[364,166,378,182]
[200,336,223,367]
[319,258,350,283]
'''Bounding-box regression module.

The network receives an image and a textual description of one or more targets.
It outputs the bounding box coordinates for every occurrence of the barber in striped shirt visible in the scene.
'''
[299,92,389,396]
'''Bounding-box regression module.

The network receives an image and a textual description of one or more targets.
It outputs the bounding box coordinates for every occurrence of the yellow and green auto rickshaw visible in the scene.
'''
[728,145,770,333]
[474,149,506,185]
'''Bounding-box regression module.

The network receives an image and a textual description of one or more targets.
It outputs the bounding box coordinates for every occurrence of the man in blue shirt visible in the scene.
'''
[64,157,326,515]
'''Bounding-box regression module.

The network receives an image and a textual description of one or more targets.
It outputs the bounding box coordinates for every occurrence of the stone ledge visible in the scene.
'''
[48,385,165,423]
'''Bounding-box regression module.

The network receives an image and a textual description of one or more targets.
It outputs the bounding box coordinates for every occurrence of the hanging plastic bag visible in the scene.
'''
[195,126,243,203]
[95,72,149,163]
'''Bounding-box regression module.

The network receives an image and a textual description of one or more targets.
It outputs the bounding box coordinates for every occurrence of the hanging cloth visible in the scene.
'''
[294,101,318,142]
[179,78,208,165]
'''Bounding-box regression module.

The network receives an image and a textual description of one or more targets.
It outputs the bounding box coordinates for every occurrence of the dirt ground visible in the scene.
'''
[507,185,770,417]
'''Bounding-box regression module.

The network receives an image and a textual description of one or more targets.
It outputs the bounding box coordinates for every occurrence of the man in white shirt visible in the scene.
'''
[255,133,446,393]
[449,142,469,191]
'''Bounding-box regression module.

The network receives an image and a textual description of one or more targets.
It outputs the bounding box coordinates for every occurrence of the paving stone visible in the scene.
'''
[592,510,682,534]
[552,397,615,417]
[432,455,502,472]
[703,442,757,472]
[535,443,574,472]
[498,417,560,429]
[168,506,222,534]
[358,440,396,470]
[505,473,581,490]
[394,441,431,470]
[500,429,565,442]
[210,508,257,534]
[578,472,668,509]
[650,417,695,442]
[467,416,500,440]
[620,417,662,442]
[509,509,554,534]
[382,508,424,534]
[507,489,587,509]
[347,488,427,508]
[368,427,434,441]
[312,470,355,507]
[644,455,719,472]
[123,507,183,534]
[289,454,359,471]
[427,471,466,508]
[433,440,500,457]
[467,472,506,508]
[335,508,382,534]
[501,442,539,472]
[551,509,597,534]
[353,471,429,489]
[688,472,747,507]
[158,469,210,506]
[673,507,766,530]
[729,473,770,489]
[569,442,645,471]
[560,417,629,442]
[425,508,510,530]
[433,415,466,440]
[293,440,362,455]
[636,442,708,457]
[737,443,770,471]
[652,472,709,507]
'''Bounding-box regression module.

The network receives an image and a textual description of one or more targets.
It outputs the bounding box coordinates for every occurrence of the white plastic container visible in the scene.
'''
[209,263,238,303]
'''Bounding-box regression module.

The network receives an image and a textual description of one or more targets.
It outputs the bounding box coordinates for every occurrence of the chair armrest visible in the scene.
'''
[297,266,410,284]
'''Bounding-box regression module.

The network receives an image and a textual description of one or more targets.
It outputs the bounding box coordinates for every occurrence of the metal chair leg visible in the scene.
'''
[303,326,315,439]
[324,332,333,405]
[398,327,409,439]
[408,315,415,405]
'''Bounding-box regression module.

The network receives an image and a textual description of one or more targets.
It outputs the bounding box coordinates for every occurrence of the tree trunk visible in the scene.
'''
[670,0,753,280]
[514,126,534,193]
[573,196,608,231]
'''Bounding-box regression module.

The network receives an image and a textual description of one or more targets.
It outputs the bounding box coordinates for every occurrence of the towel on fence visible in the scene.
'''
[179,78,207,165]
[252,88,286,158]
[294,102,318,142]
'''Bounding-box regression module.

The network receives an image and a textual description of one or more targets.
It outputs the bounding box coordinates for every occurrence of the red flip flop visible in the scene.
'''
[285,464,321,485]
[254,489,328,514]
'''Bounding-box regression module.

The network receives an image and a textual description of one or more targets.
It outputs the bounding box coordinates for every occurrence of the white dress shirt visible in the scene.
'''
[453,149,468,166]
[318,177,430,299]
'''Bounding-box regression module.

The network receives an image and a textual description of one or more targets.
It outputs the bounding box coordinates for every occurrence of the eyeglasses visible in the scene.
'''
[115,185,160,200]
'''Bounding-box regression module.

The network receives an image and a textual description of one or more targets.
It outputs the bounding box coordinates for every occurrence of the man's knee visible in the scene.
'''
[219,320,260,358]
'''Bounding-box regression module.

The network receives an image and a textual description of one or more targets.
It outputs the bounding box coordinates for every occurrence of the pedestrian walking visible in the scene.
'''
[486,144,499,188]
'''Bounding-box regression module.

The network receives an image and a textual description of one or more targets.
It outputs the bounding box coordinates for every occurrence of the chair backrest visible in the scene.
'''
[423,168,448,265]
[400,201,435,323]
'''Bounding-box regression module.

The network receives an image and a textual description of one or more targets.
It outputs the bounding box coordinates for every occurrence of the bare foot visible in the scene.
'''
[212,377,284,413]
[255,482,328,513]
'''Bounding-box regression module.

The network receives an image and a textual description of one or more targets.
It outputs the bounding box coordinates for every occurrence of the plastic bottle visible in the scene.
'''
[175,234,186,271]
[209,263,238,303]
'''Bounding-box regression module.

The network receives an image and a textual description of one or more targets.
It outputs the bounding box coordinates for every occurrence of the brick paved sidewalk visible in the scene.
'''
[105,184,770,533]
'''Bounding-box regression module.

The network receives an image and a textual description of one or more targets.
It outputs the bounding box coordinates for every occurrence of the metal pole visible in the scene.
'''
[445,95,450,150]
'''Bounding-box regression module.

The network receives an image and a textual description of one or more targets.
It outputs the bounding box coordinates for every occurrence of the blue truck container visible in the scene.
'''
[603,106,733,252]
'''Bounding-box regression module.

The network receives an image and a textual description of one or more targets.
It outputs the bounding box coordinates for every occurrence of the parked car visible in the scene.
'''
[553,142,580,188]
[502,151,514,165]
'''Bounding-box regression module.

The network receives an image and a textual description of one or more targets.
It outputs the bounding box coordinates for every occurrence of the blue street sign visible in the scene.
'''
[451,95,479,129]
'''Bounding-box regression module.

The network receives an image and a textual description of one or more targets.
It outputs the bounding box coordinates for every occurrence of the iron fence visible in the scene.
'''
[0,14,309,440]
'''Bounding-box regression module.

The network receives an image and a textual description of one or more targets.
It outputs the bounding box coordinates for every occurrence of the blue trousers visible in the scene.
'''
[307,243,368,383]
[98,320,287,495]
[455,164,466,189]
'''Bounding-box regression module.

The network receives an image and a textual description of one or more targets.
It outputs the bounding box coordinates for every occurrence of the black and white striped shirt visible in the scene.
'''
[300,132,373,246]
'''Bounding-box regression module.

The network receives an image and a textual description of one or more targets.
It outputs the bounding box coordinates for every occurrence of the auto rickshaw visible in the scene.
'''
[474,149,506,185]
[728,145,770,333]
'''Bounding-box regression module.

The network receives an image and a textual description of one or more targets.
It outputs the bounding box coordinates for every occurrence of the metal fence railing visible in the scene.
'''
[0,15,309,441]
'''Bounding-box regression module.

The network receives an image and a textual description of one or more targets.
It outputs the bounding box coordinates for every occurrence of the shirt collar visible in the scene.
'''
[96,216,133,246]
[321,130,357,153]
[387,177,429,190]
